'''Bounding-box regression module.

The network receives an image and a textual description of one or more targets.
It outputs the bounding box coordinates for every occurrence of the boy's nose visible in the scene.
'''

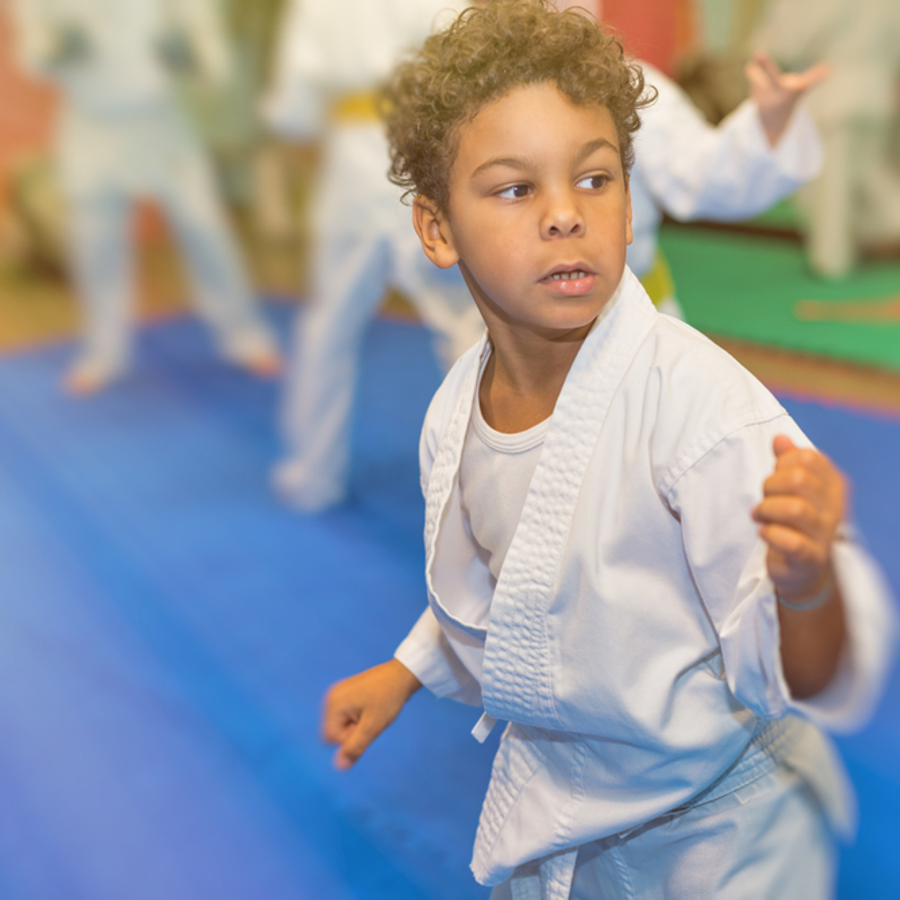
[540,194,584,239]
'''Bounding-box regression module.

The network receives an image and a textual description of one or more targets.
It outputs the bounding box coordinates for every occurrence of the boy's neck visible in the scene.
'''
[479,319,592,434]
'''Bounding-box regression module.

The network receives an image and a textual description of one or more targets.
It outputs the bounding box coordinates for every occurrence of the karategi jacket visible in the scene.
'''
[396,268,895,893]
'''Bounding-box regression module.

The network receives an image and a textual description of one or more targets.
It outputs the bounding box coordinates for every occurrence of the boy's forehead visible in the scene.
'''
[456,84,620,162]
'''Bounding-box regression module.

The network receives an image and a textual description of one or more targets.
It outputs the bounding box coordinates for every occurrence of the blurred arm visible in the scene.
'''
[635,60,822,224]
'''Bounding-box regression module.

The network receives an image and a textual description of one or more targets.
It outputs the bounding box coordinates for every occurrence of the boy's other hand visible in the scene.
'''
[321,659,422,770]
[752,435,847,603]
[745,51,830,147]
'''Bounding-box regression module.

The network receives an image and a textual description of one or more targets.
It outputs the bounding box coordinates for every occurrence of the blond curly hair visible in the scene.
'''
[383,0,655,210]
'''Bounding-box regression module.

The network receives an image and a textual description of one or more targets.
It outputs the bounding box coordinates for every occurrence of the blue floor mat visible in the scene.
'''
[776,397,900,899]
[0,309,494,900]
[0,307,895,899]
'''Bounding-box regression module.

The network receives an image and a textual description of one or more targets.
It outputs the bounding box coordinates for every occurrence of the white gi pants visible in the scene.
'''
[797,117,900,279]
[60,100,276,370]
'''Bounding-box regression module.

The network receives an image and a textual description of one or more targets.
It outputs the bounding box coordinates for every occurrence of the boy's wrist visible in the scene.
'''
[388,658,423,700]
[776,571,836,612]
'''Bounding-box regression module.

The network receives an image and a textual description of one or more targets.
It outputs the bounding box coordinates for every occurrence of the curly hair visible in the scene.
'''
[383,0,656,210]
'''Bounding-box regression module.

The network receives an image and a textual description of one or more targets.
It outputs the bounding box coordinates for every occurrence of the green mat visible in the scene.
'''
[660,224,900,372]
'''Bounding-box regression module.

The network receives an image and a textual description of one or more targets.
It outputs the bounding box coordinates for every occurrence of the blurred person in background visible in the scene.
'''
[560,0,828,317]
[628,46,828,315]
[754,0,900,279]
[10,0,283,395]
[262,0,484,512]
[184,0,291,233]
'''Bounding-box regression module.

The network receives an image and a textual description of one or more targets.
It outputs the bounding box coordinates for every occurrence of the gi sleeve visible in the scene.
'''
[395,608,482,706]
[667,415,896,732]
[636,62,822,223]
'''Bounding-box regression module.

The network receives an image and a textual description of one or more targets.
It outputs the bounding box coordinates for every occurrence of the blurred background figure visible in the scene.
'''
[185,0,293,239]
[562,0,828,317]
[10,0,283,395]
[628,48,826,316]
[263,0,483,512]
[754,0,900,279]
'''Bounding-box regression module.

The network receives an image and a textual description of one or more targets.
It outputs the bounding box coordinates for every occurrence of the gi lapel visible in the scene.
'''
[481,269,658,727]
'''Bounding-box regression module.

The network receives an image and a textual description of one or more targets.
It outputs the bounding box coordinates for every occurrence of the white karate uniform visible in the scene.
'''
[263,0,483,510]
[395,269,896,898]
[11,0,277,373]
[629,61,823,311]
[754,0,900,278]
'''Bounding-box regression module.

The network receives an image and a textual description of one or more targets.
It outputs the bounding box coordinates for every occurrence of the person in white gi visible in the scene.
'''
[560,1,828,316]
[11,0,283,394]
[629,50,826,315]
[321,3,896,897]
[753,0,900,279]
[265,0,825,512]
[262,0,484,512]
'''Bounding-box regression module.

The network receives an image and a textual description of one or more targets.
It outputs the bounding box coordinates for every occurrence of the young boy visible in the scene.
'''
[321,2,895,897]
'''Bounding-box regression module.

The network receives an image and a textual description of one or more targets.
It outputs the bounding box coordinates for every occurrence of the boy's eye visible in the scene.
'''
[496,184,531,199]
[576,174,609,190]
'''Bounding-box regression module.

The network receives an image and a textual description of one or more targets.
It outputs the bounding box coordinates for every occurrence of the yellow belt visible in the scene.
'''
[639,249,676,309]
[330,90,382,122]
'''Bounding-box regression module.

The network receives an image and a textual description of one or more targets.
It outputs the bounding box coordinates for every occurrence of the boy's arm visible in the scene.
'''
[321,608,482,770]
[669,413,895,732]
[322,659,422,770]
[751,435,847,698]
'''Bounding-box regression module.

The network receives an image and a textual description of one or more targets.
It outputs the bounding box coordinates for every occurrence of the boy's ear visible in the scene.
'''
[413,196,460,269]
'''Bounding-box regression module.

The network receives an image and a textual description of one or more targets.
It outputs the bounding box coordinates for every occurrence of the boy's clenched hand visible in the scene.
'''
[322,659,422,770]
[752,435,846,604]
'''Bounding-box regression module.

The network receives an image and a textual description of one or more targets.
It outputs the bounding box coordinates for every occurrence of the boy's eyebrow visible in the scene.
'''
[574,137,620,165]
[470,156,534,179]
[469,138,620,180]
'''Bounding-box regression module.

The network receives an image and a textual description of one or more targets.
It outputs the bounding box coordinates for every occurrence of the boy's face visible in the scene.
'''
[414,82,632,342]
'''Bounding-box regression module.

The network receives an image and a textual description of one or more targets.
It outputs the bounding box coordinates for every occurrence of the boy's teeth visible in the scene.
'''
[550,270,587,280]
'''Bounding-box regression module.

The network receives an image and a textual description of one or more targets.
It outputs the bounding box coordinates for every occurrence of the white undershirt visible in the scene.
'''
[459,359,550,626]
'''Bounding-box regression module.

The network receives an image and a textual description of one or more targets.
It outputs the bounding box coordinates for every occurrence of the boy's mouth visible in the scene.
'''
[541,264,596,282]
[547,270,590,281]
[540,265,596,294]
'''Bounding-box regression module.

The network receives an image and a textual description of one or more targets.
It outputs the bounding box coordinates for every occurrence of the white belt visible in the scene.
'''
[509,848,579,900]
[472,711,498,743]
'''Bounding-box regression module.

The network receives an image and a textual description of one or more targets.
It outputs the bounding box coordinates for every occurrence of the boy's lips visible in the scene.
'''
[540,264,597,295]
